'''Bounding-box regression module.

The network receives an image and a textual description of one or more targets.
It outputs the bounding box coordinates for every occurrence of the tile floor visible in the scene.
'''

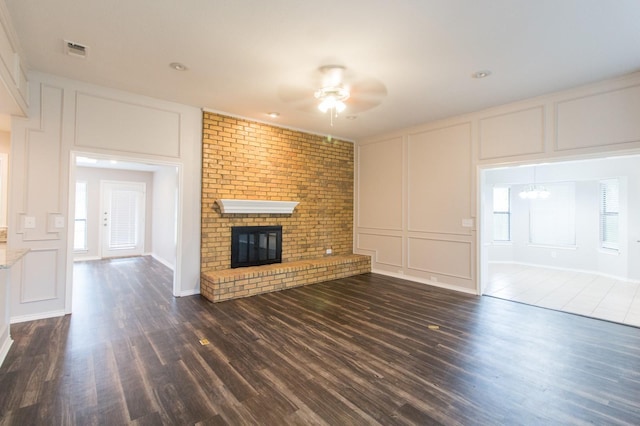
[486,262,640,327]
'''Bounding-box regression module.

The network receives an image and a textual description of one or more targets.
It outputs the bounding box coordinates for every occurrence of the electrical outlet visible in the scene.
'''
[326,248,332,255]
[430,276,438,283]
[54,216,65,228]
[24,216,36,229]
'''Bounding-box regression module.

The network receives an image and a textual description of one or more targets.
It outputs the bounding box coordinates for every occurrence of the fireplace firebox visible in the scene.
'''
[231,226,282,268]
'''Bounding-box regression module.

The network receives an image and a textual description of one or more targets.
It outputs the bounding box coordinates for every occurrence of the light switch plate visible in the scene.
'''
[462,218,474,228]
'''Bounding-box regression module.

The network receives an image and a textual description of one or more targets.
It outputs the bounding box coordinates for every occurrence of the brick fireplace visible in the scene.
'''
[200,112,369,302]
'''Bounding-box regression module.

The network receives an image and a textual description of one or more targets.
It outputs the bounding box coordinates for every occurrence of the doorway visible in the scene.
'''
[69,152,180,301]
[479,155,640,327]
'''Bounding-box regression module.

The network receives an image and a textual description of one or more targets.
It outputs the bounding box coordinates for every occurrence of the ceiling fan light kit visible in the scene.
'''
[278,64,385,129]
[314,65,353,126]
[314,86,350,113]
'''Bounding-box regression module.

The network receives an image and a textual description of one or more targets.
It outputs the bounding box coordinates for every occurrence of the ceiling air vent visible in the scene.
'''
[64,40,88,58]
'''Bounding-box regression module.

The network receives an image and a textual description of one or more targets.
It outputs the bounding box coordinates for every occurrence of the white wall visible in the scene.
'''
[356,71,640,294]
[8,72,202,322]
[74,167,154,261]
[151,166,178,269]
[0,130,9,228]
[485,157,639,280]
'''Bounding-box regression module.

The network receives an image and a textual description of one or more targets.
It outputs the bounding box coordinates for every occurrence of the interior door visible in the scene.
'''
[100,181,146,258]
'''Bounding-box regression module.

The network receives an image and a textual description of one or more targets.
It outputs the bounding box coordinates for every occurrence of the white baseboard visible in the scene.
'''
[489,261,640,284]
[73,255,101,262]
[151,254,175,271]
[371,269,479,295]
[178,288,200,297]
[0,334,12,368]
[10,309,66,324]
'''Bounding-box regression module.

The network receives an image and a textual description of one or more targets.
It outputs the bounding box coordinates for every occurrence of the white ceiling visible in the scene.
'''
[5,0,640,141]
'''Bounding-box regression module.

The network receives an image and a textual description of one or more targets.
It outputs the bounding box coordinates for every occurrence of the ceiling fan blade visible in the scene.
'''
[278,65,388,115]
[343,98,383,114]
[348,76,388,98]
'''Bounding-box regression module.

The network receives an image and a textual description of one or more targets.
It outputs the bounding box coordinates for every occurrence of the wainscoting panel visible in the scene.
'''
[357,137,403,231]
[555,84,640,151]
[357,232,403,268]
[75,92,181,158]
[407,236,472,280]
[22,84,63,242]
[407,123,471,235]
[21,249,58,303]
[479,106,545,160]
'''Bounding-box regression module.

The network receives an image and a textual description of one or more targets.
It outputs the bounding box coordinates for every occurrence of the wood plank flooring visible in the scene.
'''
[1,256,640,425]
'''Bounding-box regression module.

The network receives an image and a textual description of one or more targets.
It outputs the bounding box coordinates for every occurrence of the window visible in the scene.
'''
[492,187,510,241]
[74,181,88,251]
[600,179,619,251]
[529,182,575,246]
[109,188,141,249]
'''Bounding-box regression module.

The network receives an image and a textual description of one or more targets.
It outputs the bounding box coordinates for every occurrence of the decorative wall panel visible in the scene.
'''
[75,93,181,157]
[556,85,640,151]
[479,106,545,159]
[357,137,403,230]
[407,237,471,279]
[357,233,403,267]
[21,250,58,303]
[407,124,471,234]
[22,84,63,241]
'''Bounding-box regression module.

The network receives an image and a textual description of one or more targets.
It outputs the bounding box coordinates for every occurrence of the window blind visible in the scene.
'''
[74,181,88,251]
[492,187,510,241]
[600,179,619,251]
[110,189,139,249]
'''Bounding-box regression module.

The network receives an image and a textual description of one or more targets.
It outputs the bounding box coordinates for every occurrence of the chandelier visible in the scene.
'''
[518,184,550,199]
[519,166,550,199]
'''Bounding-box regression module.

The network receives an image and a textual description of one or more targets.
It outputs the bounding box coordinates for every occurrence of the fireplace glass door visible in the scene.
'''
[231,226,282,268]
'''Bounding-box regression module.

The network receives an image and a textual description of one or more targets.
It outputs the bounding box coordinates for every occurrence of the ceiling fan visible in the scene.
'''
[278,65,387,126]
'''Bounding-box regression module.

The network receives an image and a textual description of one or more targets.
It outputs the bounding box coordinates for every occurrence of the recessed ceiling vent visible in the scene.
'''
[64,40,88,58]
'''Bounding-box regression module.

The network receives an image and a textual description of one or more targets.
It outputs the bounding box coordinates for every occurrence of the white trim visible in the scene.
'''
[525,244,578,250]
[10,309,66,324]
[151,253,175,271]
[73,256,101,262]
[178,288,200,297]
[371,269,479,295]
[0,333,12,367]
[216,199,299,214]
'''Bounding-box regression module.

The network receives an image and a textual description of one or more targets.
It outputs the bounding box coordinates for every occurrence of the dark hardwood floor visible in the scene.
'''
[1,256,640,425]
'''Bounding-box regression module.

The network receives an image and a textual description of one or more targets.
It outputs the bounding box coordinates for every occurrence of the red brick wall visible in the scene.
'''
[201,112,354,272]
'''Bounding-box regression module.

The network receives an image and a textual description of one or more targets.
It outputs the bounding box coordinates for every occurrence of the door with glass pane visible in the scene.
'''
[100,181,146,258]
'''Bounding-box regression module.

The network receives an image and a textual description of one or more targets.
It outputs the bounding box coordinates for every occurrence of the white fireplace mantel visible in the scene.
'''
[216,199,299,214]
